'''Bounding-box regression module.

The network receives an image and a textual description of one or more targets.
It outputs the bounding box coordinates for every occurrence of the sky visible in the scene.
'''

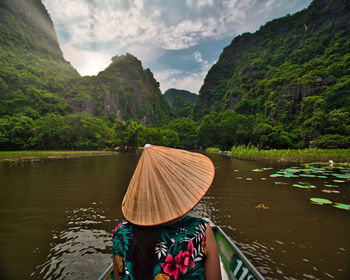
[42,0,312,93]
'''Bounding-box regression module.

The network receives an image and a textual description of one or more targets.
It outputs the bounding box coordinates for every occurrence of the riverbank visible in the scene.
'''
[206,146,350,162]
[0,151,116,163]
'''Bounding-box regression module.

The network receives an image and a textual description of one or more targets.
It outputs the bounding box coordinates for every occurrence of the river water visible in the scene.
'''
[0,153,349,280]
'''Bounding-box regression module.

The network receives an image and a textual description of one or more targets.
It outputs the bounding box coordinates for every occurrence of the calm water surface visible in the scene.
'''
[0,153,349,280]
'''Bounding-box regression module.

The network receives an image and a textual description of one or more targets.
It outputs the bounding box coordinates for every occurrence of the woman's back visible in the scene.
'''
[113,216,208,280]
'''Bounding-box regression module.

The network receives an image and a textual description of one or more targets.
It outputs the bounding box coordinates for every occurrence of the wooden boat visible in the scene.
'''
[98,219,265,280]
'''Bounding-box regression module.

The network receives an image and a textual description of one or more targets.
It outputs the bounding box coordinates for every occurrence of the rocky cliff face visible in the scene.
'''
[66,54,170,125]
[194,0,350,128]
[0,0,170,125]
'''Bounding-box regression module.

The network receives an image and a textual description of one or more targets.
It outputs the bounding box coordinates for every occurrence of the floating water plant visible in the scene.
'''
[252,168,263,172]
[299,174,316,178]
[310,198,332,205]
[333,203,350,210]
[270,174,284,177]
[321,190,332,193]
[321,189,340,194]
[274,181,288,185]
[293,182,316,189]
[246,178,252,180]
[333,180,345,183]
[324,184,338,188]
[263,167,273,170]
[260,178,267,180]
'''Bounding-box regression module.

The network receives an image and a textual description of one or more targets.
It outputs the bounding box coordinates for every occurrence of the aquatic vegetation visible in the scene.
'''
[229,146,350,162]
[205,147,221,153]
[252,168,263,172]
[321,189,340,194]
[293,182,316,189]
[333,203,350,210]
[310,198,333,205]
[333,180,345,183]
[324,184,338,188]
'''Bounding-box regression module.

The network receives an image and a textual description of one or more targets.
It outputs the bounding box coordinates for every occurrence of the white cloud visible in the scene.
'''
[61,44,112,76]
[43,0,312,91]
[154,51,214,93]
[154,69,204,94]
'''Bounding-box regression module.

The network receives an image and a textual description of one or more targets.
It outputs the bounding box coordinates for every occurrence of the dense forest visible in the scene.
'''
[0,0,349,151]
[194,0,350,149]
[164,89,197,119]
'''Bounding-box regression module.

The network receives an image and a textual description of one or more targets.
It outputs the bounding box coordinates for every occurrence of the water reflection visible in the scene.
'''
[32,204,114,280]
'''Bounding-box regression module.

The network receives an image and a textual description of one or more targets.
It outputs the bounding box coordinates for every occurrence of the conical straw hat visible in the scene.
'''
[121,144,215,226]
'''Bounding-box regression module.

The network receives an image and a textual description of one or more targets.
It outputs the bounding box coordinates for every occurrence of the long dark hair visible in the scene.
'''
[130,225,161,280]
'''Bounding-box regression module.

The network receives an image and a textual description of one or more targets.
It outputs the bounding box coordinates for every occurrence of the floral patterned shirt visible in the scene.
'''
[112,216,208,280]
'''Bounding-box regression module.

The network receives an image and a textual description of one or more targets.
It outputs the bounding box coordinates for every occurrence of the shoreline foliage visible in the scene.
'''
[228,145,350,162]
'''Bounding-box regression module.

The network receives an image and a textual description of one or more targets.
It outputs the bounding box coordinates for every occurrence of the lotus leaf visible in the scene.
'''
[333,174,350,179]
[310,198,332,205]
[324,184,338,188]
[333,180,345,183]
[293,182,315,189]
[283,174,299,178]
[333,203,350,210]
[321,189,332,193]
[270,174,283,177]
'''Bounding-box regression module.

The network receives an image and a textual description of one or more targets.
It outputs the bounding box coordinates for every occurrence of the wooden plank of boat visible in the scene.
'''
[98,219,265,280]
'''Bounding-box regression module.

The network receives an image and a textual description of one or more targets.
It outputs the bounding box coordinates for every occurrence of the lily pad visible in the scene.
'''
[260,178,267,180]
[275,181,288,185]
[262,167,273,170]
[321,189,333,193]
[299,174,316,177]
[252,168,263,172]
[333,174,350,179]
[270,174,283,177]
[246,178,252,180]
[310,198,332,205]
[333,203,350,210]
[333,180,345,183]
[324,184,338,188]
[317,176,328,178]
[293,182,316,189]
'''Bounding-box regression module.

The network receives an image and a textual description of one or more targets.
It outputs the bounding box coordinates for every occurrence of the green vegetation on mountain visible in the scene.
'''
[0,0,171,151]
[194,0,350,149]
[164,88,197,104]
[0,0,79,117]
[67,54,171,126]
[1,0,349,152]
[164,88,197,119]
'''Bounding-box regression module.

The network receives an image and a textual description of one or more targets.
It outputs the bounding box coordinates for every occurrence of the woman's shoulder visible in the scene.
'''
[182,215,208,226]
[112,220,132,237]
[167,215,208,236]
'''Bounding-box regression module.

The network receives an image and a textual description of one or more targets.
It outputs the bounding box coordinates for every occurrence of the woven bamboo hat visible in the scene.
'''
[121,144,215,226]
